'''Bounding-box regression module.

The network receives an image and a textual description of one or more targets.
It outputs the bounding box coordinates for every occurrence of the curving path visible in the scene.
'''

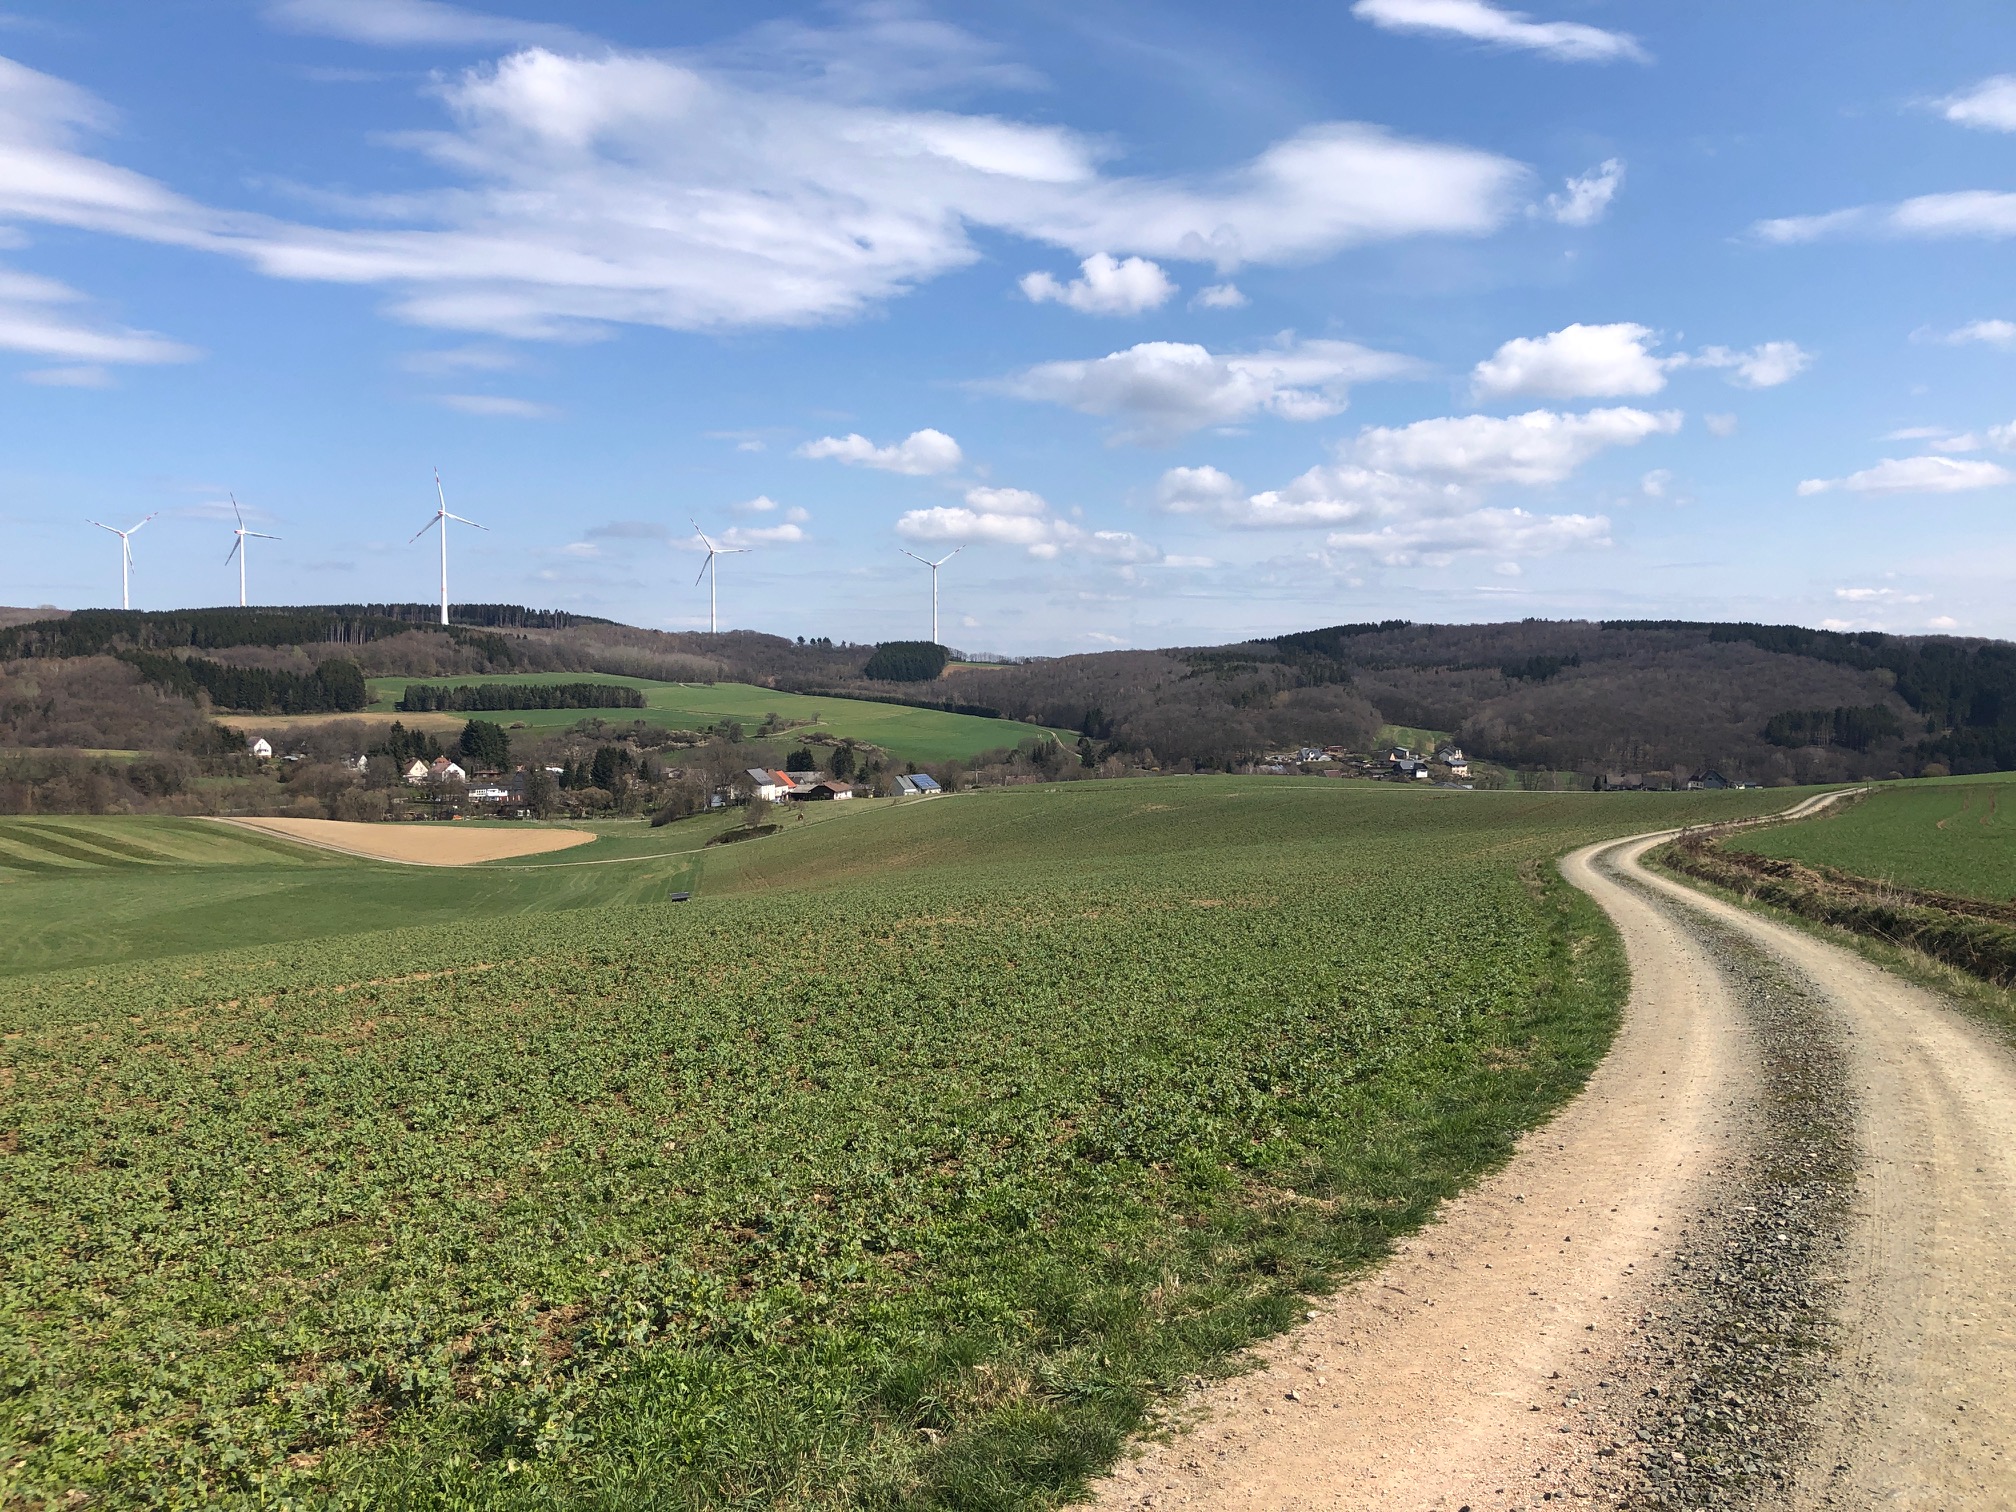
[1089,809,2016,1510]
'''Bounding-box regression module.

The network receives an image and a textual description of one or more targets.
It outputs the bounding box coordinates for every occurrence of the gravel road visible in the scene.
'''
[1087,819,2016,1511]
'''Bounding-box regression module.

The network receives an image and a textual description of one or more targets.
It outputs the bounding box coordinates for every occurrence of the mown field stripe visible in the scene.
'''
[0,825,154,869]
[29,822,180,865]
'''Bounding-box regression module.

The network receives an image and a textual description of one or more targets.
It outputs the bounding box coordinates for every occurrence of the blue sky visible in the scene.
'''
[2,0,2014,653]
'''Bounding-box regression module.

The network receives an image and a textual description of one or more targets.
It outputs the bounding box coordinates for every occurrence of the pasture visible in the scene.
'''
[0,780,1788,1507]
[1741,777,2016,901]
[350,673,1068,764]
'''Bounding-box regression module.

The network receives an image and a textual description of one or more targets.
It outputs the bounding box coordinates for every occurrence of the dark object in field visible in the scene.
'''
[705,823,781,846]
[861,640,949,682]
[398,681,646,713]
[666,891,692,903]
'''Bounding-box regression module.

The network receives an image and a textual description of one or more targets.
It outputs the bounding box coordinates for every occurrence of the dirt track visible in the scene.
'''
[215,816,596,865]
[1090,813,2016,1510]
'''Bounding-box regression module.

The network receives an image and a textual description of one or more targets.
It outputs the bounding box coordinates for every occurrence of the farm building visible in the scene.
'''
[409,756,467,784]
[467,784,511,801]
[895,773,942,796]
[246,736,273,759]
[744,767,797,802]
[795,778,856,801]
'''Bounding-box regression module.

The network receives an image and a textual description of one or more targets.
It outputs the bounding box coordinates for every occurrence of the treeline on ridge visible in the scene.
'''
[395,682,646,713]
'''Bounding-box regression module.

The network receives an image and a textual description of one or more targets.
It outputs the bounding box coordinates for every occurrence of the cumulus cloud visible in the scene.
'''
[0,36,1530,342]
[1020,253,1175,315]
[897,483,1158,561]
[1472,322,1667,400]
[1471,323,1810,401]
[1353,406,1682,485]
[1544,158,1623,226]
[998,336,1423,442]
[1191,282,1248,310]
[1351,0,1647,63]
[720,520,806,548]
[797,427,963,475]
[1757,192,2016,244]
[1153,402,1674,564]
[0,263,197,368]
[1936,75,2016,132]
[1797,455,2012,496]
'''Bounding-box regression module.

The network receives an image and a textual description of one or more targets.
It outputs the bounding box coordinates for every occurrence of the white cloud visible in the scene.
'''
[1937,75,2016,132]
[1020,253,1174,315]
[1544,158,1623,226]
[1351,0,1647,63]
[1640,468,1672,498]
[434,392,556,418]
[0,263,196,366]
[1153,402,1669,563]
[0,40,1530,342]
[1353,406,1681,486]
[1325,506,1608,566]
[1797,455,2012,496]
[721,521,806,548]
[1757,192,2016,244]
[400,343,523,374]
[1834,586,1929,604]
[1472,322,1666,400]
[1928,615,1960,631]
[1704,412,1738,437]
[797,427,963,475]
[1471,323,1809,401]
[896,484,1158,561]
[1685,339,1811,388]
[732,494,779,514]
[999,336,1422,441]
[22,363,112,387]
[264,0,590,49]
[1191,282,1248,310]
[1939,318,2016,348]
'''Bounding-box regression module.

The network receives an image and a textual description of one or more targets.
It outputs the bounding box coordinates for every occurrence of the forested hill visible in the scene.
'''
[3,604,2011,785]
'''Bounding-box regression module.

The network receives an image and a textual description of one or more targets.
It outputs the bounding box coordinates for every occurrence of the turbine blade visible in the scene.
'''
[87,519,118,535]
[127,512,157,534]
[445,513,487,530]
[937,546,963,567]
[694,556,711,587]
[231,493,243,529]
[249,531,280,540]
[409,514,443,544]
[225,537,240,564]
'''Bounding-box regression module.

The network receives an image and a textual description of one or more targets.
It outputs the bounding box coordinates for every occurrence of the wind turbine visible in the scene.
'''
[86,513,158,610]
[224,495,280,608]
[410,469,486,625]
[901,545,961,645]
[692,520,747,635]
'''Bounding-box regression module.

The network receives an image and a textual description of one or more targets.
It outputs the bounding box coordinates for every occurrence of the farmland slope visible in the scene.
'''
[1740,776,2016,900]
[3,781,1789,1508]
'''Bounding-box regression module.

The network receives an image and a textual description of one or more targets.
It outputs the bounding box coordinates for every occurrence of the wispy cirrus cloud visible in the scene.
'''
[1756,191,2016,245]
[0,27,1532,344]
[0,261,197,373]
[433,392,556,418]
[1797,455,2011,496]
[1351,0,1648,64]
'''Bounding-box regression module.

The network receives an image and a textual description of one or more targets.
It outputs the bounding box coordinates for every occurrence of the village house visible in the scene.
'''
[409,755,466,785]
[246,736,273,759]
[403,758,431,784]
[744,767,798,803]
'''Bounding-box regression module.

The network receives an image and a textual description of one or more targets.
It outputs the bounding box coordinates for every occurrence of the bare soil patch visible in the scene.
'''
[214,817,595,866]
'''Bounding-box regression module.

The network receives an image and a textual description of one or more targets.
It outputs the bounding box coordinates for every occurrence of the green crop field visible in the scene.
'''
[1,780,1790,1508]
[1741,776,2016,901]
[354,673,1071,764]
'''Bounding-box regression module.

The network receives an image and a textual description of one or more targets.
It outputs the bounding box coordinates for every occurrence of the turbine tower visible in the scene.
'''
[410,469,486,625]
[224,495,279,608]
[692,521,748,635]
[86,513,158,610]
[901,545,961,644]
